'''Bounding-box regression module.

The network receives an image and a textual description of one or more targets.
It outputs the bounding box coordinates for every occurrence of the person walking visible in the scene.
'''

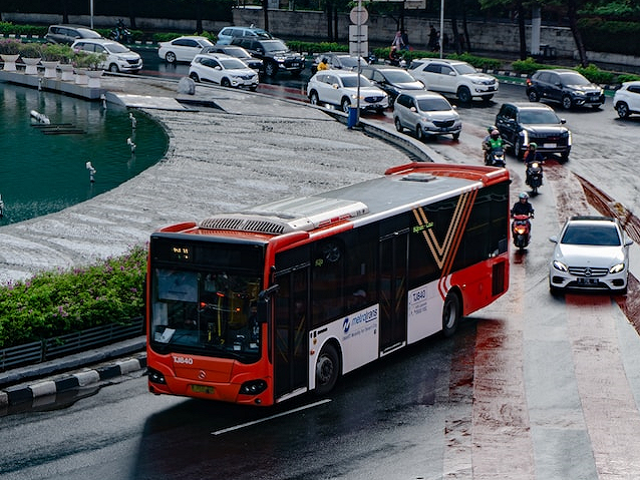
[391,30,405,50]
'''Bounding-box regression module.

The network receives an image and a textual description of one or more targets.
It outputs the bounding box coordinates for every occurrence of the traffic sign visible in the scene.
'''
[350,6,368,25]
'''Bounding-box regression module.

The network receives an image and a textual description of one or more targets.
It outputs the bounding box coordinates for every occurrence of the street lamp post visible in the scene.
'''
[439,0,444,59]
[90,0,94,29]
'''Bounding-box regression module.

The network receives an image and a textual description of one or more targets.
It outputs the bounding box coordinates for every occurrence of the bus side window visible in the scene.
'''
[312,240,345,324]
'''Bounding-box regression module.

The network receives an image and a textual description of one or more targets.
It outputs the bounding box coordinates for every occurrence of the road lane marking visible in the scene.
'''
[211,398,332,435]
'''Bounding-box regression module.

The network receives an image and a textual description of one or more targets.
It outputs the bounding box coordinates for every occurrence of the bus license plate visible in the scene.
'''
[191,384,214,394]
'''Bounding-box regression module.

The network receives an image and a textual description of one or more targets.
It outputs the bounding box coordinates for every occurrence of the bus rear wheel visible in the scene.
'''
[315,343,340,395]
[442,292,461,337]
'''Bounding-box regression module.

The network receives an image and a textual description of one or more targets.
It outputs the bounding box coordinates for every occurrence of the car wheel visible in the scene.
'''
[341,97,352,114]
[442,291,461,337]
[482,94,493,102]
[189,72,200,82]
[562,95,573,110]
[416,125,425,141]
[394,117,403,133]
[315,343,340,395]
[249,85,258,92]
[457,86,472,103]
[452,132,460,140]
[309,91,320,105]
[165,52,176,64]
[616,102,630,118]
[549,283,562,295]
[221,78,231,87]
[108,63,119,73]
[264,61,277,77]
[515,137,524,160]
[388,96,395,108]
[560,151,570,162]
[528,89,540,102]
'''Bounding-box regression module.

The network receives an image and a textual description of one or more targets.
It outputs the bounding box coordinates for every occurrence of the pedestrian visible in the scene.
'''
[401,30,410,51]
[391,30,405,50]
[428,25,438,51]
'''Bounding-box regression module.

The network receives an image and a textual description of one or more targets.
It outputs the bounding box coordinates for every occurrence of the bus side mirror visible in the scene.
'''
[257,284,279,323]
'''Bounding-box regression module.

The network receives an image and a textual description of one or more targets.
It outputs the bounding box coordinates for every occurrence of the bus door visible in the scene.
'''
[273,266,309,400]
[379,230,409,353]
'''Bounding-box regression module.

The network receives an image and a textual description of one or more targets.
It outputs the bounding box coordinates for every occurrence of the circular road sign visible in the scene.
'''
[350,6,368,25]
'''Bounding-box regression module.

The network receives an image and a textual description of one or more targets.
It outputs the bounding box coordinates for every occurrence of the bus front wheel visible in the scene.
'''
[442,292,461,337]
[315,343,340,395]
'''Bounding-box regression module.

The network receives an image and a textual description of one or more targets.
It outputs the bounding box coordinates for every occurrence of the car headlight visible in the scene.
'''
[553,260,568,272]
[610,262,625,274]
[273,55,285,62]
[573,90,585,96]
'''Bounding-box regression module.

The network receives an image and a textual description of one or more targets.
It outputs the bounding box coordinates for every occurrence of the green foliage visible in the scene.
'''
[447,52,503,70]
[287,41,348,54]
[511,57,546,75]
[0,21,47,37]
[578,18,640,56]
[579,0,640,17]
[17,41,42,58]
[42,43,74,62]
[574,63,615,84]
[95,28,145,42]
[0,245,147,349]
[0,38,21,55]
[73,50,108,69]
[617,73,640,83]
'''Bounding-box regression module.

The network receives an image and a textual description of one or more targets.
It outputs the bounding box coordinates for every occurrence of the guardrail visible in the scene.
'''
[0,317,144,372]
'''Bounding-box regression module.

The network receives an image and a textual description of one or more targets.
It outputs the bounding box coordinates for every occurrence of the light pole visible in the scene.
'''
[439,0,444,59]
[89,0,94,29]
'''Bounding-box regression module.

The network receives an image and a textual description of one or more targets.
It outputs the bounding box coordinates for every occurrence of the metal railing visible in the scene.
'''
[0,317,144,371]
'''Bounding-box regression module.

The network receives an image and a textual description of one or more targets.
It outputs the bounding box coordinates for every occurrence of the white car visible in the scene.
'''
[188,53,259,90]
[157,36,214,63]
[409,58,498,103]
[613,81,640,119]
[307,70,388,113]
[71,38,142,73]
[393,91,461,141]
[549,216,632,294]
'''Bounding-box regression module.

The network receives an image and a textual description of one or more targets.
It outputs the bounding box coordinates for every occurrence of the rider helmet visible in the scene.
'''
[487,125,497,133]
[529,142,537,150]
[519,192,529,200]
[490,129,500,138]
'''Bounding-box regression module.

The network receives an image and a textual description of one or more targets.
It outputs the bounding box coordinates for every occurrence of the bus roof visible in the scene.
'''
[159,163,509,237]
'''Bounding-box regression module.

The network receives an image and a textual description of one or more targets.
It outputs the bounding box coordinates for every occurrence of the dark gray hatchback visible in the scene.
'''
[45,24,103,45]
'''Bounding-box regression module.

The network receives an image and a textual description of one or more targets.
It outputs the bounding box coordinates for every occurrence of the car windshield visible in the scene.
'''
[417,97,452,111]
[384,70,418,83]
[337,56,365,68]
[561,223,621,246]
[341,75,373,88]
[262,40,289,52]
[224,47,250,58]
[220,58,248,69]
[560,73,591,86]
[452,63,477,75]
[519,109,560,124]
[78,29,102,39]
[104,42,129,54]
[253,29,272,38]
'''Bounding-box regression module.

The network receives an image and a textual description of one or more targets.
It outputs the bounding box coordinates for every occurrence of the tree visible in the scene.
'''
[478,0,527,59]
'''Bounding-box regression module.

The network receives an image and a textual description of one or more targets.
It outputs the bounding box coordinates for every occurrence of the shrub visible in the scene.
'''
[617,73,640,83]
[574,63,615,84]
[0,38,21,55]
[0,245,148,349]
[42,43,73,62]
[511,57,545,75]
[17,41,42,58]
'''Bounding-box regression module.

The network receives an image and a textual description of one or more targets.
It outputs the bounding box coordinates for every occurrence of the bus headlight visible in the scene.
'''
[239,379,268,395]
[148,367,166,384]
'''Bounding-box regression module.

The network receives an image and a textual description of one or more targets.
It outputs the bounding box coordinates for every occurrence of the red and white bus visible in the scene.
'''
[146,163,510,406]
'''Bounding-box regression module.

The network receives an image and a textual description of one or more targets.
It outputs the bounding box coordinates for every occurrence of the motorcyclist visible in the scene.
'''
[511,192,535,217]
[483,128,503,165]
[523,142,544,186]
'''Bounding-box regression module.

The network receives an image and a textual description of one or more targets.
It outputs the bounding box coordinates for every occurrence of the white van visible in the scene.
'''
[71,38,142,73]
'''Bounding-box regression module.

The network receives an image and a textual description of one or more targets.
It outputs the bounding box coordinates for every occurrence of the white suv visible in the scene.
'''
[613,81,640,119]
[393,91,461,141]
[307,70,388,113]
[188,53,259,90]
[71,38,143,73]
[409,58,498,103]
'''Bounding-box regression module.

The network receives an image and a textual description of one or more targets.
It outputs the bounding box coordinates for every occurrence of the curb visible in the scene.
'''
[0,353,147,414]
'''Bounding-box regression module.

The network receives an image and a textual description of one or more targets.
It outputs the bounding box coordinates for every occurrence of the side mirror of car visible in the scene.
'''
[332,83,339,89]
[560,118,566,124]
[625,238,634,246]
[410,106,417,112]
[549,235,558,244]
[214,66,221,70]
[449,71,456,76]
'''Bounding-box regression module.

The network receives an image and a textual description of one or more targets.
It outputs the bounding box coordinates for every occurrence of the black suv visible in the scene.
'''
[360,65,425,106]
[230,38,303,77]
[44,24,102,45]
[495,102,572,161]
[526,69,605,110]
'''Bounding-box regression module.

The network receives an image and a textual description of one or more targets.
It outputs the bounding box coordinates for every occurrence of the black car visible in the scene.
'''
[526,69,605,110]
[201,44,263,71]
[495,102,572,161]
[44,24,103,45]
[360,65,425,106]
[230,38,304,77]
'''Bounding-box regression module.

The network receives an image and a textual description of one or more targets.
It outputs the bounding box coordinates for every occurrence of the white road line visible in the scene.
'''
[211,398,332,436]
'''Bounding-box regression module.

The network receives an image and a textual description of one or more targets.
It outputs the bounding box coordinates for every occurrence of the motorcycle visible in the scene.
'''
[525,161,543,195]
[110,20,132,43]
[486,146,506,167]
[511,214,532,250]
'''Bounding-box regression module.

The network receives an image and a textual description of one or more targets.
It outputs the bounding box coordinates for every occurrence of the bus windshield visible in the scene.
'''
[150,268,262,363]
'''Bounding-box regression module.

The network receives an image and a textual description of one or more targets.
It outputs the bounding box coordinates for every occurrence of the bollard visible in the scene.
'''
[347,106,358,129]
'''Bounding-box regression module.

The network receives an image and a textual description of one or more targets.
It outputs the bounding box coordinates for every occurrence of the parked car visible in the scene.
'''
[310,52,367,74]
[201,44,263,71]
[307,70,388,113]
[408,58,498,103]
[549,216,632,294]
[188,53,259,90]
[157,36,214,63]
[71,38,143,73]
[45,24,103,45]
[393,91,461,141]
[360,65,425,106]
[216,26,274,45]
[613,81,640,118]
[495,102,571,161]
[230,38,304,77]
[526,69,605,110]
